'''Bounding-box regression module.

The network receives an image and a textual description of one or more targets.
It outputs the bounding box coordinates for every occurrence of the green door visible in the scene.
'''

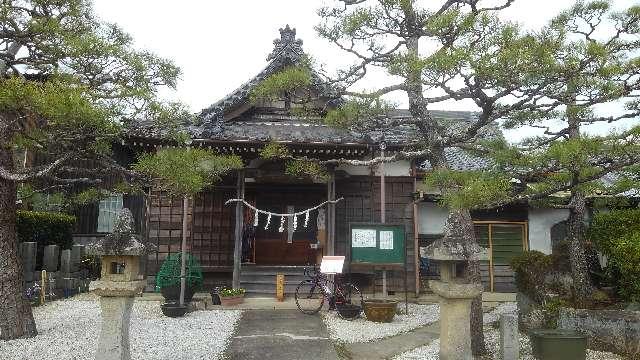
[474,223,527,292]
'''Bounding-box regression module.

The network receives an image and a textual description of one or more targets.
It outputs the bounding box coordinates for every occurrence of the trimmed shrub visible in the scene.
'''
[16,210,76,270]
[609,232,640,302]
[155,252,203,291]
[511,250,552,304]
[589,209,640,302]
[588,209,640,254]
[16,210,76,248]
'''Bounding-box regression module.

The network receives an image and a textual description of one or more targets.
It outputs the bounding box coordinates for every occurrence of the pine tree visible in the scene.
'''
[0,0,182,340]
[434,1,640,307]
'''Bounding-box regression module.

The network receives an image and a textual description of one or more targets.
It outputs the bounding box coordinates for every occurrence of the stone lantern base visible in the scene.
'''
[429,280,483,360]
[90,280,146,360]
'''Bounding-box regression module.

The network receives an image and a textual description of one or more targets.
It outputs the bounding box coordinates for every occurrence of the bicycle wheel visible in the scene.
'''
[295,279,325,314]
[335,282,364,313]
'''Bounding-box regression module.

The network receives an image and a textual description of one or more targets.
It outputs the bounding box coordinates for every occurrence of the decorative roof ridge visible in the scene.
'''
[197,25,312,137]
[267,25,305,62]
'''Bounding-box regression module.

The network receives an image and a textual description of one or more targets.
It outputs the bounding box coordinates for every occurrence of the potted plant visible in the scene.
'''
[156,252,203,303]
[219,288,246,306]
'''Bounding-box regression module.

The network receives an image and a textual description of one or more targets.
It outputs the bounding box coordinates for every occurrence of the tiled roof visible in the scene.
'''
[126,25,502,171]
[419,147,492,171]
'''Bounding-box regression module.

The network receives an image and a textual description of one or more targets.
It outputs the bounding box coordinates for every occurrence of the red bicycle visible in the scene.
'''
[294,264,363,319]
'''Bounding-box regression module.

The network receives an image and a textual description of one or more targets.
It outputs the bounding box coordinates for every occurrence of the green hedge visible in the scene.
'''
[588,209,640,302]
[16,210,76,271]
[588,209,640,253]
[16,210,76,248]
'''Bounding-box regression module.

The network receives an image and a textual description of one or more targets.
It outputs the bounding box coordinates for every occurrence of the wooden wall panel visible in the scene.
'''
[336,176,416,293]
[146,188,236,275]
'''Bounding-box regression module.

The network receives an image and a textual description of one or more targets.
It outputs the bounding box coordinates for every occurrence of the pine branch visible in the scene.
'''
[0,153,72,182]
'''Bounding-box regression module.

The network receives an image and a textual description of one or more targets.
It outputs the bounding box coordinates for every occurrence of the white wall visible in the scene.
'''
[528,208,570,254]
[417,202,449,235]
[336,164,370,176]
[374,160,411,176]
[338,160,412,177]
[418,202,571,255]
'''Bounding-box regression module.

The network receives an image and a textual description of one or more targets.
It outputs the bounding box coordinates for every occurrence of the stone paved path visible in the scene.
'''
[344,322,440,360]
[228,310,339,360]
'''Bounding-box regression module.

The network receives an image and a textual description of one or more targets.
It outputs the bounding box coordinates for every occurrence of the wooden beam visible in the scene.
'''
[232,170,245,289]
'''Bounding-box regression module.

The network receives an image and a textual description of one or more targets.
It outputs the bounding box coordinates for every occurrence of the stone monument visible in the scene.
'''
[87,209,151,360]
[500,313,519,359]
[425,217,487,360]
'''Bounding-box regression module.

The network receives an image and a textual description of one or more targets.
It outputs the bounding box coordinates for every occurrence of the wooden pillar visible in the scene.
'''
[412,162,421,296]
[379,144,387,297]
[232,170,245,289]
[380,146,386,224]
[327,169,336,256]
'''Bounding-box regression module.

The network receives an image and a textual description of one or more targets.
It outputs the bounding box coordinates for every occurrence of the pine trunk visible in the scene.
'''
[445,209,486,355]
[567,191,593,307]
[0,145,38,340]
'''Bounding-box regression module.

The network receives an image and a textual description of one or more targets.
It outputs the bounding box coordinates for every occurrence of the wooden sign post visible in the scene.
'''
[276,273,285,302]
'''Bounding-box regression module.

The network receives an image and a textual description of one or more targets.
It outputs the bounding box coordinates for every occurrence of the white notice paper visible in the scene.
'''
[320,256,345,274]
[352,229,376,248]
[379,231,394,250]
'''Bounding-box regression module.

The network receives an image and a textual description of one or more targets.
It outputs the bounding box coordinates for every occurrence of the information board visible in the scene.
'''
[349,223,405,265]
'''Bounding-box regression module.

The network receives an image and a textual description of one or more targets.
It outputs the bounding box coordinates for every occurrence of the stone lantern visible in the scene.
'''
[425,231,488,360]
[87,209,152,360]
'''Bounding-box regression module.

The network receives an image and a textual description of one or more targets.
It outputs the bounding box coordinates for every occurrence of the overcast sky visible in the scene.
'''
[93,0,636,140]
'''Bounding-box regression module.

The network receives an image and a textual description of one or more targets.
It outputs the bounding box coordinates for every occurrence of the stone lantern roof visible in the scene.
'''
[86,208,153,257]
[424,237,487,262]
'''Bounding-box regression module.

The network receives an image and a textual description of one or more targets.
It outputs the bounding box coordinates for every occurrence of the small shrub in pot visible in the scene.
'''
[155,252,203,302]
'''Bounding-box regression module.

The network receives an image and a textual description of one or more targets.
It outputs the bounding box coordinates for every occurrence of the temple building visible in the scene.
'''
[72,26,581,295]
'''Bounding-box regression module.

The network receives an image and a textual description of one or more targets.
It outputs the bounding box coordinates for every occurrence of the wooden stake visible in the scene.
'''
[179,196,188,306]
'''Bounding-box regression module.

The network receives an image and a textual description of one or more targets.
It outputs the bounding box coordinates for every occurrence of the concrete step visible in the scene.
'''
[240,282,300,293]
[240,270,307,276]
[240,274,307,283]
[240,269,308,276]
[240,279,306,285]
[240,265,312,295]
[242,287,301,295]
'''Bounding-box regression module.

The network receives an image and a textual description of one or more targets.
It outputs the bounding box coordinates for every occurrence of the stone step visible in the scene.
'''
[240,282,298,294]
[240,274,307,283]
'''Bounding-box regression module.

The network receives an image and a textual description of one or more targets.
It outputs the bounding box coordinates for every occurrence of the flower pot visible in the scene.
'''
[363,300,398,323]
[530,329,587,360]
[161,302,187,318]
[160,284,195,303]
[220,295,245,306]
[337,303,362,320]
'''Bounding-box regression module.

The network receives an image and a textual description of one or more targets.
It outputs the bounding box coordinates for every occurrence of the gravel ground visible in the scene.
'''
[323,303,439,343]
[0,297,242,360]
[393,302,624,360]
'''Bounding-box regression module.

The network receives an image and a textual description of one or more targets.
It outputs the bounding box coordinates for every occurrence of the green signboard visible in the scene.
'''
[349,223,405,266]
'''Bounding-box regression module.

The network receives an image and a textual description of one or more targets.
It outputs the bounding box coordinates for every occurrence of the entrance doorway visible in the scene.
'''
[251,188,324,265]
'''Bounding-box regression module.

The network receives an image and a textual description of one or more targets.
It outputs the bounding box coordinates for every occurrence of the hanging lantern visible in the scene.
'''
[293,214,298,231]
[278,216,286,233]
[253,209,259,227]
[265,213,272,230]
